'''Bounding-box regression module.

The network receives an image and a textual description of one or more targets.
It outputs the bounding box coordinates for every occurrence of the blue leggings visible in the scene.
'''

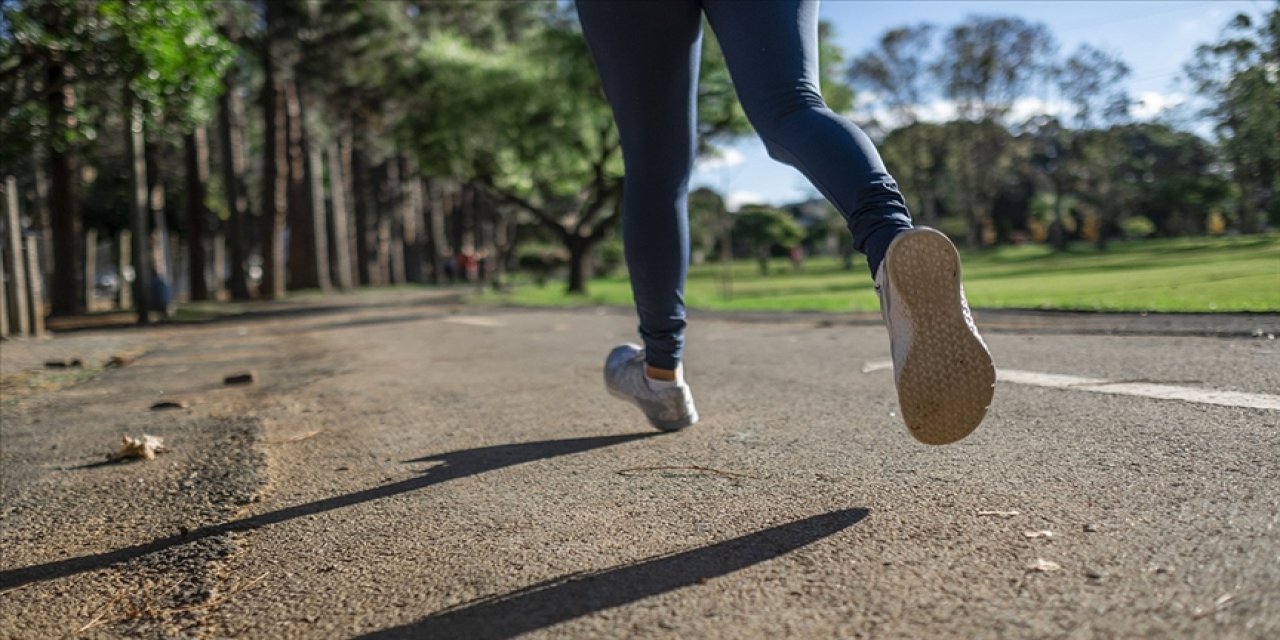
[577,0,913,370]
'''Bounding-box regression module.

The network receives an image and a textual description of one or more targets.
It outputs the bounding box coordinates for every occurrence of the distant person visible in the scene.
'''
[789,245,806,271]
[582,0,995,444]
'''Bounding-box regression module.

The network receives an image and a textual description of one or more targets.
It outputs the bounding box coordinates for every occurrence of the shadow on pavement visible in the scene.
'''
[358,508,870,640]
[0,433,654,591]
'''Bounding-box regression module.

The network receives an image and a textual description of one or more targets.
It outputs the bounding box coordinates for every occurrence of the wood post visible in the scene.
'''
[84,227,97,311]
[25,236,45,337]
[0,244,8,338]
[3,176,30,336]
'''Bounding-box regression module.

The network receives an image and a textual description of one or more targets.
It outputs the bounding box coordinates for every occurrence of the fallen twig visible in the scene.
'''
[265,430,322,445]
[616,465,755,479]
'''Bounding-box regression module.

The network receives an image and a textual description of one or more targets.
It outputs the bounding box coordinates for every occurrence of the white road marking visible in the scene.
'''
[863,361,1280,411]
[996,369,1280,411]
[442,316,506,328]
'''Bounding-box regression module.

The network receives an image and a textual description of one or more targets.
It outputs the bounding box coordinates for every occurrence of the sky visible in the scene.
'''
[691,0,1271,210]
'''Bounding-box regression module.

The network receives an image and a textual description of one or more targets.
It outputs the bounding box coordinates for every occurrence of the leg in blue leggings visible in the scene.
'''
[578,0,912,371]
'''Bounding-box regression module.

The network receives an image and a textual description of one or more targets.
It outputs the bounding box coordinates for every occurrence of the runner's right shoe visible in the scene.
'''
[604,344,698,432]
[875,228,995,444]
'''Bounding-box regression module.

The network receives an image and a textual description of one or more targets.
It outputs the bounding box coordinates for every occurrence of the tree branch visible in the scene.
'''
[476,178,568,241]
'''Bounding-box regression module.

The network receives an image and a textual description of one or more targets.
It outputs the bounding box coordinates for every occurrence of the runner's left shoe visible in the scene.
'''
[875,228,996,444]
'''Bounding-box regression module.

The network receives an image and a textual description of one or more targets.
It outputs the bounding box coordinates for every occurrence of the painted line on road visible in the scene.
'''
[442,316,506,328]
[862,360,1280,411]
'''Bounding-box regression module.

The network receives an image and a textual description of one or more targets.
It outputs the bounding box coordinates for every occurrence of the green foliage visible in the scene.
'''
[688,187,729,260]
[406,27,615,196]
[593,237,625,277]
[733,205,805,274]
[98,0,234,127]
[1184,6,1280,230]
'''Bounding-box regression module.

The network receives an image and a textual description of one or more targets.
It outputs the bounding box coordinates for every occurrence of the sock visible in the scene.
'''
[645,365,683,390]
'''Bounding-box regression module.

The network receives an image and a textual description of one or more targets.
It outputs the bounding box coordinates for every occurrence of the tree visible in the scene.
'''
[934,16,1056,248]
[1057,44,1130,129]
[848,25,942,224]
[1,0,95,315]
[1185,7,1280,231]
[99,0,233,319]
[687,187,730,263]
[848,24,936,126]
[732,205,805,275]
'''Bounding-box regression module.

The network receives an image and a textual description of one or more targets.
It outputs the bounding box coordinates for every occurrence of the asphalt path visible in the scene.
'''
[2,291,1277,638]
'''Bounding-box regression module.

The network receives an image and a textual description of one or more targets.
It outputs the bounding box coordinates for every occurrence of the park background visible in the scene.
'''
[1,0,1277,336]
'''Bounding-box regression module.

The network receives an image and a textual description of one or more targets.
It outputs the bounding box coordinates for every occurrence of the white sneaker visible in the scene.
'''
[604,344,698,432]
[876,228,995,444]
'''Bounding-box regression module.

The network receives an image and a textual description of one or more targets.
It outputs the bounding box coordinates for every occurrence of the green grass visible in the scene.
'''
[478,234,1280,313]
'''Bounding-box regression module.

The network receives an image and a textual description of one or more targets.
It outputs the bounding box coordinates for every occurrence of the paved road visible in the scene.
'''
[2,291,1277,638]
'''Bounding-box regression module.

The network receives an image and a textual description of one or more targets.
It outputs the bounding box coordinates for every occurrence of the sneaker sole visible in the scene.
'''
[605,386,699,432]
[884,228,996,445]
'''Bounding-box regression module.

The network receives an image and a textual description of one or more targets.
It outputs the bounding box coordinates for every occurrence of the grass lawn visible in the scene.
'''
[478,234,1280,313]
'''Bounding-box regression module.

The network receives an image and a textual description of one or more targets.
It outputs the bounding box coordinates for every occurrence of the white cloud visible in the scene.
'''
[724,190,765,212]
[695,148,745,171]
[1008,97,1070,122]
[1132,91,1187,120]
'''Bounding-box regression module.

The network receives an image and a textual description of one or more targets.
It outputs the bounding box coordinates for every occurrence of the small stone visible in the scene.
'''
[978,510,1021,518]
[150,400,189,410]
[1083,523,1100,533]
[105,354,135,368]
[1085,569,1104,581]
[223,371,256,385]
[1027,558,1062,572]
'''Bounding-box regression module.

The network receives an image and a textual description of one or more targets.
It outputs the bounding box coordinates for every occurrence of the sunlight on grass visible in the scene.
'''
[478,235,1280,313]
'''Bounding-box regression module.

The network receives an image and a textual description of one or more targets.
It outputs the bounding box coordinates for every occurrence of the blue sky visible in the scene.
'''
[691,0,1270,209]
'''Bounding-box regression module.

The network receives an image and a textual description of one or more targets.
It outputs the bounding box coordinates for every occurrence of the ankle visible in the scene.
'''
[645,365,677,381]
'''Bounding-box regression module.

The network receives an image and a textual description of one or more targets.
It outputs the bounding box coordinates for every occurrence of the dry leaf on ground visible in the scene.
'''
[108,434,168,461]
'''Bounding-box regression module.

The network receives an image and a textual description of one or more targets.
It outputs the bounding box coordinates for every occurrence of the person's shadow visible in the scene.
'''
[358,508,870,639]
[0,433,654,591]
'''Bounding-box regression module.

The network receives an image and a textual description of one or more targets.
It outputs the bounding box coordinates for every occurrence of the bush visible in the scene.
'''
[516,245,567,286]
[593,238,625,277]
[1122,216,1156,238]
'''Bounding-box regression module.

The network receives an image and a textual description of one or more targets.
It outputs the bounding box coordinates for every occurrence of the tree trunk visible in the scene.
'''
[125,98,151,323]
[426,178,447,285]
[307,144,332,291]
[116,230,132,309]
[1049,186,1068,251]
[46,61,82,316]
[31,155,54,286]
[285,78,319,290]
[566,237,591,294]
[260,67,288,299]
[1238,176,1259,234]
[382,158,402,285]
[327,143,355,290]
[184,128,211,300]
[350,133,373,286]
[144,138,171,286]
[218,75,252,301]
[402,159,425,283]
